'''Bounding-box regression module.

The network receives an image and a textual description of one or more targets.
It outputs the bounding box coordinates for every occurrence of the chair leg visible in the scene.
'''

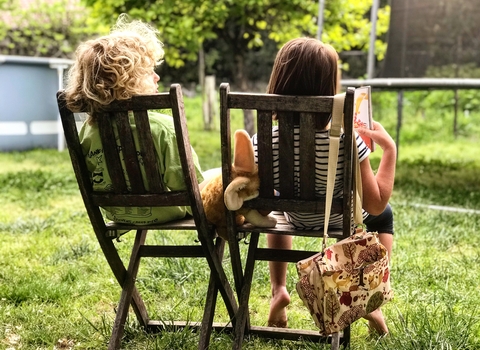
[198,238,225,350]
[331,332,340,350]
[341,325,351,348]
[96,231,150,328]
[227,228,244,295]
[198,272,218,350]
[232,232,260,350]
[108,229,147,350]
[198,234,238,322]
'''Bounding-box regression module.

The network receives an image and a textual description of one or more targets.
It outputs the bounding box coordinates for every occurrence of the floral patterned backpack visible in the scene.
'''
[296,93,394,335]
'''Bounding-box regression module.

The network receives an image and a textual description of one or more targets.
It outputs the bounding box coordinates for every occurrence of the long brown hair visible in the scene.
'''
[267,38,339,128]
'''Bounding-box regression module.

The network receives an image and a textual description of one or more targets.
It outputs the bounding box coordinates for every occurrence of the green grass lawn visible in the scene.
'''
[1,96,480,349]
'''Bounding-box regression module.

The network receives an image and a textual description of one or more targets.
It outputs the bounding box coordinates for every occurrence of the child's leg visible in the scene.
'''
[378,233,393,263]
[267,233,292,327]
[363,204,394,335]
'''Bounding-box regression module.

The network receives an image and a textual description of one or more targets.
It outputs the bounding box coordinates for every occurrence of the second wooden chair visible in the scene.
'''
[220,83,357,350]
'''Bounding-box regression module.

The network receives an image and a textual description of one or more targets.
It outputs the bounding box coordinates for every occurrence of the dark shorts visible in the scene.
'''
[364,203,394,235]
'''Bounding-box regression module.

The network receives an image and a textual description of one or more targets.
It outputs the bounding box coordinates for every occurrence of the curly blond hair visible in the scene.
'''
[64,14,164,123]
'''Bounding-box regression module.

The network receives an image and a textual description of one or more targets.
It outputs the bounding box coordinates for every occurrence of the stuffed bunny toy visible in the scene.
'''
[200,129,277,240]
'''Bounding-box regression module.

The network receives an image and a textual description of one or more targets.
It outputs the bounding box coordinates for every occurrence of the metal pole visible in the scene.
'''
[400,0,409,77]
[453,89,458,139]
[317,0,325,40]
[396,90,403,159]
[51,63,69,151]
[367,0,380,79]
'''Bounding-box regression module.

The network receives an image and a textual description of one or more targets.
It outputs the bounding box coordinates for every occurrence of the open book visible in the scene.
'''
[353,86,375,151]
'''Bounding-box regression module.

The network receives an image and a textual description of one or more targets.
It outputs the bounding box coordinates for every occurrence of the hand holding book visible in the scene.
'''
[356,121,396,154]
[353,86,375,151]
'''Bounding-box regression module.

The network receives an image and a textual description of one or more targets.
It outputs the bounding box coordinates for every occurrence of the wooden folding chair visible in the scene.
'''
[57,84,238,350]
[220,83,356,350]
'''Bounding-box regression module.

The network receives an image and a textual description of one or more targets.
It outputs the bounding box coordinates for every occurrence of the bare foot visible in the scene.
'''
[267,287,290,328]
[363,308,388,335]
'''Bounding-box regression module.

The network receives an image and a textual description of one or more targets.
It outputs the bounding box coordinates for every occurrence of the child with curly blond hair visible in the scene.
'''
[63,14,204,224]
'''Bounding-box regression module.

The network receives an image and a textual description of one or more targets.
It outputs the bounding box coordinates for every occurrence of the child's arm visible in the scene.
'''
[356,121,396,215]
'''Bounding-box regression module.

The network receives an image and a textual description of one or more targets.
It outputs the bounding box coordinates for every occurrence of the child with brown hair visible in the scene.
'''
[253,37,396,335]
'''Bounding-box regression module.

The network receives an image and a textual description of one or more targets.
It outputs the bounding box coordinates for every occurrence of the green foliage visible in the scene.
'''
[426,63,480,79]
[82,0,389,79]
[371,90,480,144]
[83,0,318,70]
[0,0,12,40]
[0,0,104,58]
[368,89,480,210]
[323,0,389,54]
[323,0,390,77]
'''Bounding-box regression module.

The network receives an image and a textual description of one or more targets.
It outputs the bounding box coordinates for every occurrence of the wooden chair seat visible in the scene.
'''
[104,216,209,237]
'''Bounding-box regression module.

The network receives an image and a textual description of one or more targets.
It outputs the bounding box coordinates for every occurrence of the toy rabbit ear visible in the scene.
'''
[233,129,255,173]
[224,176,251,210]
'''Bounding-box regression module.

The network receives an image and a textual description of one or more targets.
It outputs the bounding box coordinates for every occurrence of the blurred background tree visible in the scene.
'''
[80,0,390,86]
[82,0,390,132]
[0,0,105,58]
[0,0,390,131]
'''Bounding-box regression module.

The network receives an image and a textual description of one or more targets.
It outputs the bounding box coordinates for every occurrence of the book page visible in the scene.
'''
[353,86,375,151]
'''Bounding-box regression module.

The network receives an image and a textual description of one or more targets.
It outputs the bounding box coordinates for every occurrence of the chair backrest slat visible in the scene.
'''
[299,112,317,199]
[256,110,274,198]
[277,112,296,198]
[133,109,165,193]
[97,112,129,194]
[112,110,146,193]
[342,93,355,229]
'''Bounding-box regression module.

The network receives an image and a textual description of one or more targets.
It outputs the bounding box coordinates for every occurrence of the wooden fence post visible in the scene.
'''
[202,75,216,130]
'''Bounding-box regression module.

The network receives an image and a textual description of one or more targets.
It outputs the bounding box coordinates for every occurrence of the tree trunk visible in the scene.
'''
[199,45,214,131]
[203,75,216,130]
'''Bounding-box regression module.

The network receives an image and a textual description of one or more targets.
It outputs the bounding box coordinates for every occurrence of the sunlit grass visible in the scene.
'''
[1,95,480,349]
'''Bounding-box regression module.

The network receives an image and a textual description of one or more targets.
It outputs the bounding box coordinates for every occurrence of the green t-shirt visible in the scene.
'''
[79,111,204,225]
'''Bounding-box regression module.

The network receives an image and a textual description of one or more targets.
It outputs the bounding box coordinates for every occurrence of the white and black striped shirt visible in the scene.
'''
[252,126,370,230]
